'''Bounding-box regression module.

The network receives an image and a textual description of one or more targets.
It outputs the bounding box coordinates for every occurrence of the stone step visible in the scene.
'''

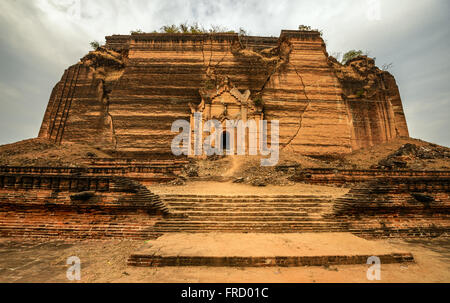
[170,216,328,222]
[172,210,310,215]
[167,216,315,222]
[156,220,341,226]
[162,198,331,203]
[152,228,348,233]
[169,205,326,213]
[127,232,415,267]
[165,202,331,208]
[159,194,332,199]
[154,222,346,228]
[174,213,315,218]
[153,226,346,230]
[128,253,414,267]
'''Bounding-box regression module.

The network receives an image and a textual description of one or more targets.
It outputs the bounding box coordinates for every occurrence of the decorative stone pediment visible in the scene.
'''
[198,77,251,105]
[191,77,262,121]
[188,76,265,156]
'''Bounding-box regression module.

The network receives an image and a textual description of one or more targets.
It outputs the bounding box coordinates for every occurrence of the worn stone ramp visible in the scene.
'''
[128,233,414,267]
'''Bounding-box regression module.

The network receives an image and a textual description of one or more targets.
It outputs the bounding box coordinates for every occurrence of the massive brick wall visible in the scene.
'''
[0,159,186,185]
[0,174,166,239]
[0,174,164,210]
[292,169,450,185]
[330,178,450,238]
[38,30,409,156]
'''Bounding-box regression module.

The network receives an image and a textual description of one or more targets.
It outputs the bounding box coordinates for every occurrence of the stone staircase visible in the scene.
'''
[113,177,171,215]
[152,194,348,233]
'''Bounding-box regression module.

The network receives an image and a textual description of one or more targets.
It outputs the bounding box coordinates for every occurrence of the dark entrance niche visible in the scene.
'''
[221,131,230,152]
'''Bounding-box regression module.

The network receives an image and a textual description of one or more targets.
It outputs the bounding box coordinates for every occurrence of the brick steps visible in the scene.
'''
[169,216,312,221]
[152,191,450,238]
[152,194,341,233]
[113,177,170,215]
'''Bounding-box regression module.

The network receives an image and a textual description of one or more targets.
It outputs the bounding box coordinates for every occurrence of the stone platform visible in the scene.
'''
[127,233,414,267]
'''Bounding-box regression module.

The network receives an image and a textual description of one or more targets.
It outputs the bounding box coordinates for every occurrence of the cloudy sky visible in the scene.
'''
[0,0,449,147]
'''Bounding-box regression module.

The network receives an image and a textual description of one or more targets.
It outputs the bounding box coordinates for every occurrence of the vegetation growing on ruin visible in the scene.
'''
[382,62,394,71]
[342,50,364,64]
[130,29,144,34]
[129,23,249,35]
[90,41,101,50]
[298,25,323,36]
[356,89,365,98]
[253,95,264,108]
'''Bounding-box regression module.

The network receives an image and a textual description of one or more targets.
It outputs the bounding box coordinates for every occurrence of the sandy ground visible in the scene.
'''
[151,181,348,198]
[0,236,448,283]
[0,138,111,167]
[134,233,409,257]
[0,137,447,170]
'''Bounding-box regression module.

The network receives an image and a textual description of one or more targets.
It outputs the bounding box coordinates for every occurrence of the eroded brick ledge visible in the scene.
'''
[127,253,414,267]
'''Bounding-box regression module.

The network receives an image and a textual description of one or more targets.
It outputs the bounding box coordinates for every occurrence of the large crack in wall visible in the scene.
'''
[282,65,313,149]
[81,47,126,150]
[96,79,117,149]
[48,32,408,155]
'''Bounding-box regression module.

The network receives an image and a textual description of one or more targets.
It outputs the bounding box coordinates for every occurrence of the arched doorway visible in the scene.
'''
[221,131,230,152]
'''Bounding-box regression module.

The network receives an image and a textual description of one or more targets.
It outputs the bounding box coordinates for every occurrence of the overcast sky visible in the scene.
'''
[0,0,448,147]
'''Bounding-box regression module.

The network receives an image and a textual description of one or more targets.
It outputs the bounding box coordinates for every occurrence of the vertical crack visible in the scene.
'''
[201,36,207,67]
[282,65,313,149]
[98,79,118,150]
[208,35,213,67]
[259,58,282,93]
[211,46,229,79]
[105,96,118,150]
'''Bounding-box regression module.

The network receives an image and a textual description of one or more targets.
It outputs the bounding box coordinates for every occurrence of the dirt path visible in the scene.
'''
[222,156,244,177]
[0,237,448,283]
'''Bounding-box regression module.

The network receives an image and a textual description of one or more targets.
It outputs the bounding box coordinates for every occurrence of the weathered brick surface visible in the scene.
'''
[0,206,160,240]
[127,253,414,267]
[153,194,347,233]
[0,173,166,239]
[330,177,450,238]
[38,30,409,156]
[1,167,447,240]
[292,168,450,185]
[0,160,187,185]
